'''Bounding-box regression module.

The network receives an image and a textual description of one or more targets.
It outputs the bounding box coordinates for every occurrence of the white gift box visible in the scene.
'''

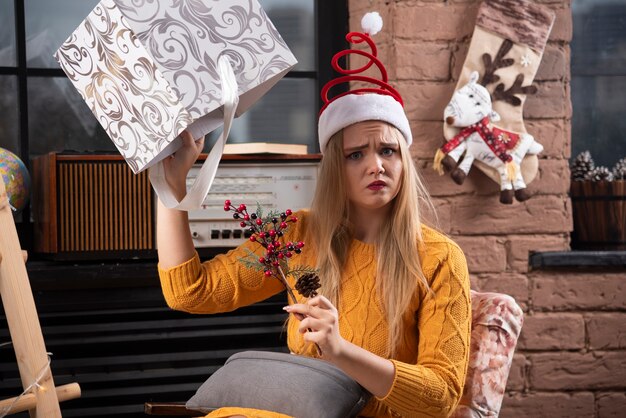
[55,0,297,209]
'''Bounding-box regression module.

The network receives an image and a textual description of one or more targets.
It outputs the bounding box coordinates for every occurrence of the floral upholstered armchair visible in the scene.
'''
[451,290,525,418]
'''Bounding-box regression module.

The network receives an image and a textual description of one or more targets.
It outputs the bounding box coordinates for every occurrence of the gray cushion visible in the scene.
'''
[186,350,371,418]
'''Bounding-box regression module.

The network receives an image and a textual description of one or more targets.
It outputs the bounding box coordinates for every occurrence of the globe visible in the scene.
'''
[0,147,31,213]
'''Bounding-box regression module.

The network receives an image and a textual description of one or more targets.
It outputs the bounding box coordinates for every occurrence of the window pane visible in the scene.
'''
[258,0,315,71]
[28,77,115,158]
[205,78,317,153]
[0,76,19,154]
[571,75,626,168]
[572,0,626,75]
[0,0,16,66]
[571,0,626,168]
[25,0,100,68]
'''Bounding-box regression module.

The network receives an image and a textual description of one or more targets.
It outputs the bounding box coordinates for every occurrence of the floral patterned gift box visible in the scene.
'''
[54,0,297,209]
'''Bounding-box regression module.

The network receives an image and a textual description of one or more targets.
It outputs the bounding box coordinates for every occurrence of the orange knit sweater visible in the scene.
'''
[158,210,471,418]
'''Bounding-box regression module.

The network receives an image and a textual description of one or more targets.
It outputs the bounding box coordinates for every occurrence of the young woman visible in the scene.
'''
[157,14,471,418]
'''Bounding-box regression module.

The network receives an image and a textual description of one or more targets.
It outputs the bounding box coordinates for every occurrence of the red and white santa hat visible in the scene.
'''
[318,12,412,153]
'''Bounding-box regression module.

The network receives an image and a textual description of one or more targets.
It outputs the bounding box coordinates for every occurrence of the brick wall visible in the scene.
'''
[348,1,625,416]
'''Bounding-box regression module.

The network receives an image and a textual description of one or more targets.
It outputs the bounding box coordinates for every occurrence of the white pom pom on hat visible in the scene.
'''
[361,12,383,36]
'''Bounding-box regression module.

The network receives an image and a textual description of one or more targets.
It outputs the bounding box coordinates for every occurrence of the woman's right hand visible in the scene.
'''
[162,130,205,200]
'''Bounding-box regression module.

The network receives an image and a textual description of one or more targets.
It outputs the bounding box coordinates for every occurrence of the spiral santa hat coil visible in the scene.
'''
[317,12,412,153]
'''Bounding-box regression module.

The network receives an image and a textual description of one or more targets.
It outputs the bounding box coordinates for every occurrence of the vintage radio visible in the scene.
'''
[32,152,319,259]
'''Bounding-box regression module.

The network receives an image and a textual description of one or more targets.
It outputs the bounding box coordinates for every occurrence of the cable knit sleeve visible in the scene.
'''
[158,239,285,314]
[158,210,310,315]
[377,242,471,417]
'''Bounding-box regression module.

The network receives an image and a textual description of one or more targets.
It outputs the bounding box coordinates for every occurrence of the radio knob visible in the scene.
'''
[191,231,199,239]
[233,230,242,239]
[211,230,220,239]
[222,230,231,239]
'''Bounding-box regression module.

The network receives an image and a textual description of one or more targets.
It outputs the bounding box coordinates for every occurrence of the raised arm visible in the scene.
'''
[156,131,204,269]
[156,131,285,314]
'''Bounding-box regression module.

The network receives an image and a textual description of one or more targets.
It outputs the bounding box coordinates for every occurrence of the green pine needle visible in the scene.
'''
[284,265,319,279]
[238,247,264,272]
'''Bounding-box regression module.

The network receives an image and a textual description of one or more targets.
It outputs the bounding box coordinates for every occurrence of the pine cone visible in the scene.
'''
[571,151,595,181]
[295,273,321,298]
[584,166,614,182]
[612,157,626,180]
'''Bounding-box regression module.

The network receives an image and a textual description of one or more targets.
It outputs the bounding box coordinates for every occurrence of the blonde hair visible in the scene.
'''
[310,124,435,358]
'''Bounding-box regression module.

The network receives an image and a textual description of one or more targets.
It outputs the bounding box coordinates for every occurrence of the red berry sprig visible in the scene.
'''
[224,200,303,283]
[224,200,322,356]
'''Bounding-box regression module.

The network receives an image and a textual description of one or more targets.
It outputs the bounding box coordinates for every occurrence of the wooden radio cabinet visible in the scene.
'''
[33,153,155,257]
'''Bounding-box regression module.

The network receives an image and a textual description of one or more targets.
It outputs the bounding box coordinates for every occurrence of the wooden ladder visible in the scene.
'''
[0,177,81,416]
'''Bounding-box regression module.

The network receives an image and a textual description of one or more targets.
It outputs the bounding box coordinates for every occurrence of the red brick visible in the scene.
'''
[395,40,451,81]
[524,81,571,119]
[536,44,569,82]
[526,158,571,196]
[453,235,507,273]
[431,197,452,234]
[474,273,529,306]
[506,354,527,391]
[468,273,479,291]
[586,313,626,350]
[598,393,626,418]
[518,313,584,350]
[525,119,571,159]
[448,195,571,235]
[451,41,469,81]
[394,3,479,41]
[506,234,570,273]
[500,392,594,418]
[420,159,498,198]
[409,121,445,160]
[549,6,573,43]
[532,272,626,311]
[399,81,456,121]
[530,352,626,390]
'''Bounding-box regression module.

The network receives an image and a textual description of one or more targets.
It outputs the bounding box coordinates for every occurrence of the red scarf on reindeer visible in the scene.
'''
[440,117,520,163]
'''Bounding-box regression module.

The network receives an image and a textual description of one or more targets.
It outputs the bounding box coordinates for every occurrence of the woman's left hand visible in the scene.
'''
[284,295,346,360]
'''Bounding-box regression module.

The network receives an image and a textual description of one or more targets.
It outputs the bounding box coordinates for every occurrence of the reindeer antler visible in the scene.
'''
[480,39,514,86]
[493,73,538,106]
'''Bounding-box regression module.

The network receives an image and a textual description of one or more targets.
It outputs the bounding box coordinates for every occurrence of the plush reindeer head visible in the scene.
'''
[444,71,501,128]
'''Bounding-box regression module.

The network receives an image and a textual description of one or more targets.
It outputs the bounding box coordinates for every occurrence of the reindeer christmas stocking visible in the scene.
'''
[440,0,556,203]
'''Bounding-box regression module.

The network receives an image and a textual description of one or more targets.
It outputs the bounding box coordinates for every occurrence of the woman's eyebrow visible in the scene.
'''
[343,143,369,152]
[379,141,399,147]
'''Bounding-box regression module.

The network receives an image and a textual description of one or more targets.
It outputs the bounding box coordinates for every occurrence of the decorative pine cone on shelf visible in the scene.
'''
[571,151,595,181]
[584,166,614,182]
[295,273,321,298]
[613,157,626,180]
